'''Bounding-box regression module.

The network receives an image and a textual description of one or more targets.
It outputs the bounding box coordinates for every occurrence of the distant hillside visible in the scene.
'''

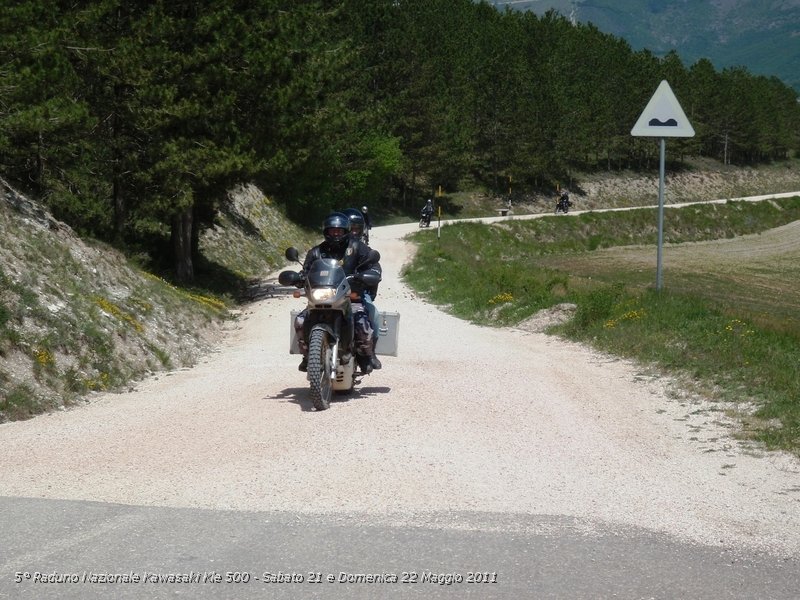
[489,0,800,91]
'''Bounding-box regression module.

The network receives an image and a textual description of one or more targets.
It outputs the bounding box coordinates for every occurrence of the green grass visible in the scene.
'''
[557,289,800,449]
[403,197,800,455]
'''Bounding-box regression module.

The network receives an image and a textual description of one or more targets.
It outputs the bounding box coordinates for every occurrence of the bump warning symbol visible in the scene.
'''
[631,80,695,138]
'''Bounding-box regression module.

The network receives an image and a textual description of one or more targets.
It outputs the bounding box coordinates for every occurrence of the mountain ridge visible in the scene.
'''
[489,0,800,91]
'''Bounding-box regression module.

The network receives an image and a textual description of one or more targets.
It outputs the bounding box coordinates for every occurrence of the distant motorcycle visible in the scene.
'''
[419,211,433,228]
[555,194,572,214]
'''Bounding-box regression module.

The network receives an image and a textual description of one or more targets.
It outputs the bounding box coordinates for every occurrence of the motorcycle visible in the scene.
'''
[419,212,433,228]
[555,195,572,214]
[279,246,383,411]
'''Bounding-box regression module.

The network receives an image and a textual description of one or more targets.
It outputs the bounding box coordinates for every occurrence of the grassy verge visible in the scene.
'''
[402,197,800,455]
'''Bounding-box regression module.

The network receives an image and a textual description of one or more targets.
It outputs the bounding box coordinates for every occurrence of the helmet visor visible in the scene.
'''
[326,227,347,239]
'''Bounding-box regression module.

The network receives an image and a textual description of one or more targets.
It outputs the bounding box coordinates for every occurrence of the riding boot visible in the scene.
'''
[356,353,373,374]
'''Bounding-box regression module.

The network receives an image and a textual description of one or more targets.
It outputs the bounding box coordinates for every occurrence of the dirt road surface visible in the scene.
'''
[1,214,799,565]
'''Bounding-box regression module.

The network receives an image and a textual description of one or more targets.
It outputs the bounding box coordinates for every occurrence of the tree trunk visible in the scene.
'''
[36,130,44,195]
[111,106,125,243]
[171,205,194,283]
[112,176,125,243]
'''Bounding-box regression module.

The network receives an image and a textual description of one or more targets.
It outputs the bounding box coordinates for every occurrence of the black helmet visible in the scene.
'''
[322,212,350,250]
[341,208,366,241]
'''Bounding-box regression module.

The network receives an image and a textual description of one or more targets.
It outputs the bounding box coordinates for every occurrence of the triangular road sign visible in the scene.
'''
[631,80,695,138]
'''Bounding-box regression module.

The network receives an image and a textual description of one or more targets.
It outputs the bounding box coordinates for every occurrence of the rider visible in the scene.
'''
[361,205,372,231]
[294,212,383,374]
[341,207,368,244]
[421,198,434,226]
[341,208,380,347]
[558,189,570,212]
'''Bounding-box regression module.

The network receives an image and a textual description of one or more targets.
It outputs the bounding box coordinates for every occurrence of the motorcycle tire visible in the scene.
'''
[308,328,333,411]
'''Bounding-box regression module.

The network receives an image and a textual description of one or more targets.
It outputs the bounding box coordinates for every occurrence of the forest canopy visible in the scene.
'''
[1,0,798,280]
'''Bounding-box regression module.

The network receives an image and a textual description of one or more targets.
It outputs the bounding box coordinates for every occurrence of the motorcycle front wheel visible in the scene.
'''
[308,328,333,411]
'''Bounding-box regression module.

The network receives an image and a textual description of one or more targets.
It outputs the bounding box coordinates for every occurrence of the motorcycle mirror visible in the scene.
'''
[285,247,300,262]
[278,270,301,286]
[359,272,381,287]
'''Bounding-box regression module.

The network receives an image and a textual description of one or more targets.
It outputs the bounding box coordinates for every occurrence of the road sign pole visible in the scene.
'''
[630,80,695,292]
[656,137,666,291]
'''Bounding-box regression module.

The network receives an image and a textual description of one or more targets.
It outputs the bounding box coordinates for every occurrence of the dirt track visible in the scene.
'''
[584,213,800,267]
[1,214,799,558]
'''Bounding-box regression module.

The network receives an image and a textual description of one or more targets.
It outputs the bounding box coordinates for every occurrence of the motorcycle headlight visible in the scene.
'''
[309,287,337,303]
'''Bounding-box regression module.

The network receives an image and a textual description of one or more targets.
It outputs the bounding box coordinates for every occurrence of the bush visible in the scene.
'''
[571,284,626,330]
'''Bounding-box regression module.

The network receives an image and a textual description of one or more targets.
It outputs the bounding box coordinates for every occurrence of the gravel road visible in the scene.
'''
[1,215,799,560]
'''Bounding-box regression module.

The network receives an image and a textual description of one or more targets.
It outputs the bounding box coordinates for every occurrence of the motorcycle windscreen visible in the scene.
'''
[306,258,345,288]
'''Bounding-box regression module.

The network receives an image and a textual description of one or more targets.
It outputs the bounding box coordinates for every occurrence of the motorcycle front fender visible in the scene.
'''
[309,322,337,343]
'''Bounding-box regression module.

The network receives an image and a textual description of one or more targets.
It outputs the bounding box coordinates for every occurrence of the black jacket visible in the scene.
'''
[303,239,382,298]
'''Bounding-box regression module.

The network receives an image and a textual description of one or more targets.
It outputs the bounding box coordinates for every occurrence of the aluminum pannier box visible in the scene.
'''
[289,310,400,357]
[374,311,400,357]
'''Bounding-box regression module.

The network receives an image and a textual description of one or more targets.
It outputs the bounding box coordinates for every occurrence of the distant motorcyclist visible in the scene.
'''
[293,212,382,374]
[421,199,434,226]
[556,190,571,214]
[361,205,372,231]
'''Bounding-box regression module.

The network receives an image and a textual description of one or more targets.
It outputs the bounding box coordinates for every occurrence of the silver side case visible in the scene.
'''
[289,310,400,357]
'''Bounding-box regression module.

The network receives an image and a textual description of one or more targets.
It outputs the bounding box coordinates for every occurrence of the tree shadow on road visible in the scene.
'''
[267,386,392,412]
